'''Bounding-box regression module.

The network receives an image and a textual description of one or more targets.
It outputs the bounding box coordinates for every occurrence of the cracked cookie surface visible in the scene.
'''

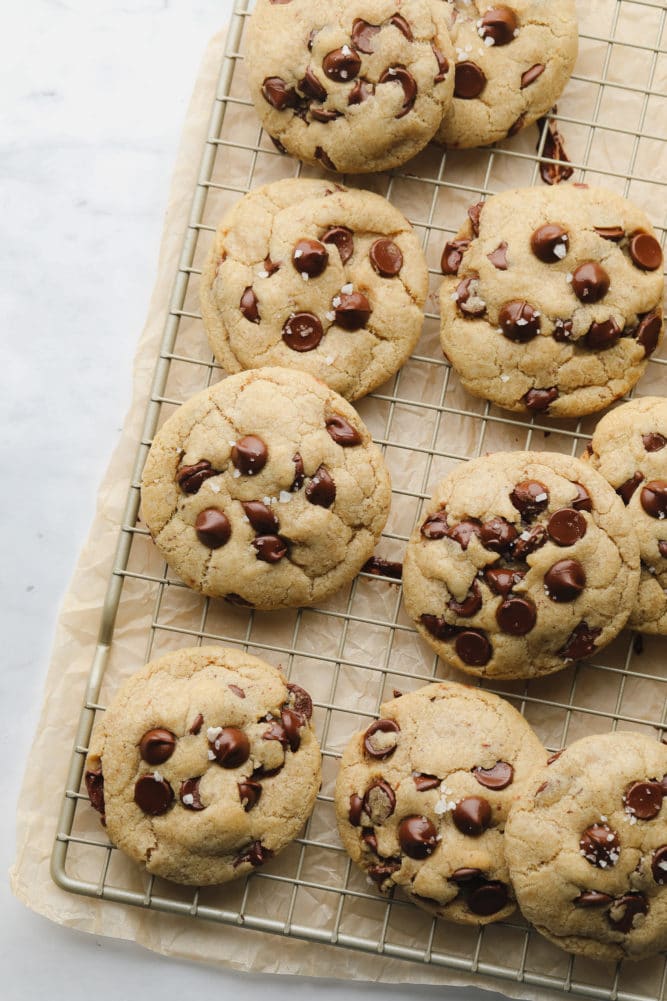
[505,732,667,962]
[246,0,455,173]
[439,185,664,417]
[584,397,667,635]
[436,0,578,148]
[85,646,321,885]
[140,368,391,609]
[200,179,429,401]
[334,681,547,924]
[402,450,640,679]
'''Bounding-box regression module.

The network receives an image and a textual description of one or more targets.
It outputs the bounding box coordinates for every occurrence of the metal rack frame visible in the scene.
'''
[51,2,667,998]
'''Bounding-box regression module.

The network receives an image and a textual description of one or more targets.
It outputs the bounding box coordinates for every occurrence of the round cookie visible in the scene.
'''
[439,185,664,418]
[200,179,429,401]
[140,368,391,609]
[402,451,640,680]
[436,1,578,149]
[335,681,547,924]
[245,0,455,174]
[505,732,667,962]
[84,646,321,885]
[584,397,667,635]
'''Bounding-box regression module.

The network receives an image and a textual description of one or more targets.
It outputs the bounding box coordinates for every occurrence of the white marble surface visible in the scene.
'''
[1,3,504,998]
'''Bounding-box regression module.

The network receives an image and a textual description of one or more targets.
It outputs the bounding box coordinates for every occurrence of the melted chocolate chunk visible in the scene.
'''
[571,483,593,512]
[139,728,176,765]
[487,242,509,270]
[453,796,492,836]
[363,719,400,759]
[389,13,413,39]
[209,726,250,768]
[432,43,450,83]
[643,433,667,453]
[635,310,662,356]
[234,841,274,868]
[473,761,514,790]
[282,312,324,351]
[468,202,484,236]
[231,435,268,476]
[84,768,105,815]
[478,7,518,45]
[447,519,483,550]
[480,517,518,553]
[521,63,545,88]
[547,508,587,546]
[188,713,204,735]
[450,867,483,884]
[641,480,667,518]
[379,66,417,118]
[571,261,610,303]
[455,275,486,317]
[454,61,486,99]
[624,780,663,819]
[253,535,288,563]
[580,823,620,867]
[362,779,396,824]
[262,77,296,110]
[496,596,537,636]
[413,773,440,791]
[323,46,361,83]
[326,414,362,446]
[594,226,625,242]
[362,556,403,580]
[441,239,471,276]
[333,290,371,330]
[468,881,509,916]
[280,707,304,752]
[322,226,354,263]
[315,146,336,171]
[177,460,217,494]
[348,79,375,104]
[180,777,205,811]
[351,18,380,53]
[552,318,573,342]
[559,621,601,660]
[398,815,438,859]
[368,860,402,885]
[286,682,313,720]
[421,509,449,539]
[263,255,281,276]
[228,685,246,699]
[524,387,559,412]
[544,559,586,602]
[362,827,378,853]
[536,114,574,185]
[617,471,644,504]
[240,286,260,322]
[242,500,278,535]
[585,317,622,350]
[420,614,458,641]
[512,524,547,560]
[349,793,364,826]
[237,779,262,812]
[455,630,492,666]
[608,893,648,933]
[370,238,403,277]
[449,580,483,617]
[574,890,613,907]
[195,508,231,548]
[305,465,336,508]
[134,774,173,815]
[531,224,569,263]
[510,480,549,518]
[507,112,527,137]
[484,567,525,597]
[629,231,663,271]
[659,541,667,558]
[292,237,329,277]
[651,845,667,884]
[499,301,541,342]
[291,452,305,491]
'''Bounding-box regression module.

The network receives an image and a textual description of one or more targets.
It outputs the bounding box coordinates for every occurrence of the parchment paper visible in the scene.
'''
[11,5,667,1000]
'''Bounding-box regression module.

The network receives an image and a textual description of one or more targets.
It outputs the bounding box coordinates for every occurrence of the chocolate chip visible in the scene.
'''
[608,893,648,933]
[455,630,492,666]
[496,596,537,636]
[455,275,486,317]
[453,796,492,836]
[547,508,587,546]
[305,464,336,508]
[188,713,204,734]
[362,827,378,853]
[560,621,601,661]
[362,780,396,824]
[586,316,623,350]
[617,471,644,504]
[521,63,545,88]
[441,239,470,275]
[524,387,559,412]
[326,414,362,446]
[379,66,417,118]
[660,541,667,558]
[447,519,483,550]
[370,238,403,277]
[233,841,273,868]
[473,761,514,790]
[297,67,327,102]
[195,508,231,548]
[292,238,329,277]
[643,433,667,452]
[364,719,400,759]
[449,580,483,617]
[651,846,667,884]
[349,793,364,826]
[315,146,336,171]
[487,242,509,270]
[454,61,486,99]
[348,79,375,104]
[512,524,547,560]
[571,483,592,512]
[177,460,217,494]
[263,255,281,276]
[574,890,613,907]
[480,517,518,554]
[629,231,663,271]
[242,501,277,535]
[594,226,625,241]
[510,480,549,518]
[547,750,564,765]
[479,7,518,45]
[499,300,541,341]
[624,780,663,819]
[322,226,354,263]
[236,779,262,812]
[323,46,361,83]
[545,559,586,602]
[413,773,440,791]
[282,311,324,352]
[286,682,313,720]
[253,535,288,563]
[240,286,260,322]
[263,719,289,748]
[508,112,527,137]
[279,708,303,752]
[484,567,525,597]
[531,224,569,263]
[225,592,253,607]
[291,452,305,491]
[468,881,509,916]
[139,728,176,765]
[580,823,620,867]
[421,510,449,539]
[270,136,287,154]
[552,318,573,342]
[262,77,296,110]
[450,867,483,884]
[397,815,438,859]
[368,860,402,885]
[468,202,484,236]
[641,480,667,519]
[134,774,173,815]
[420,614,458,641]
[432,43,450,83]
[635,310,662,356]
[351,18,379,54]
[571,261,610,303]
[536,114,574,185]
[362,556,403,580]
[231,435,268,476]
[333,290,371,330]
[84,769,105,815]
[180,777,205,811]
[228,685,245,699]
[389,13,413,39]
[209,726,250,768]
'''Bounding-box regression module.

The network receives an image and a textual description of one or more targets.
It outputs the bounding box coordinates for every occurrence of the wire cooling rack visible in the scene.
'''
[52,1,667,998]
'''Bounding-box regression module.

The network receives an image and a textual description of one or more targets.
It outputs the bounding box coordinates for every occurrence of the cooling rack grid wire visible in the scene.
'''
[51,1,667,997]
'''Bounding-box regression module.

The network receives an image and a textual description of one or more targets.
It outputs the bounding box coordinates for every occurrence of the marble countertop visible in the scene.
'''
[2,3,502,998]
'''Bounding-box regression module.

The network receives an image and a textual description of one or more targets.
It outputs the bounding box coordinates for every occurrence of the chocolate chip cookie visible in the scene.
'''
[246,0,455,173]
[584,397,667,635]
[505,732,667,961]
[335,681,547,923]
[200,179,429,401]
[140,368,391,609]
[439,185,664,417]
[436,1,578,148]
[402,451,640,679]
[84,646,321,885]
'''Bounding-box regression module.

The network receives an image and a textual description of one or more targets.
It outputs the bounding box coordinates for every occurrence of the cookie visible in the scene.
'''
[200,179,429,401]
[505,732,667,962]
[439,185,664,417]
[584,397,667,635]
[334,681,547,924]
[140,368,391,609]
[436,1,578,149]
[402,451,640,680]
[246,0,455,173]
[84,646,321,885]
